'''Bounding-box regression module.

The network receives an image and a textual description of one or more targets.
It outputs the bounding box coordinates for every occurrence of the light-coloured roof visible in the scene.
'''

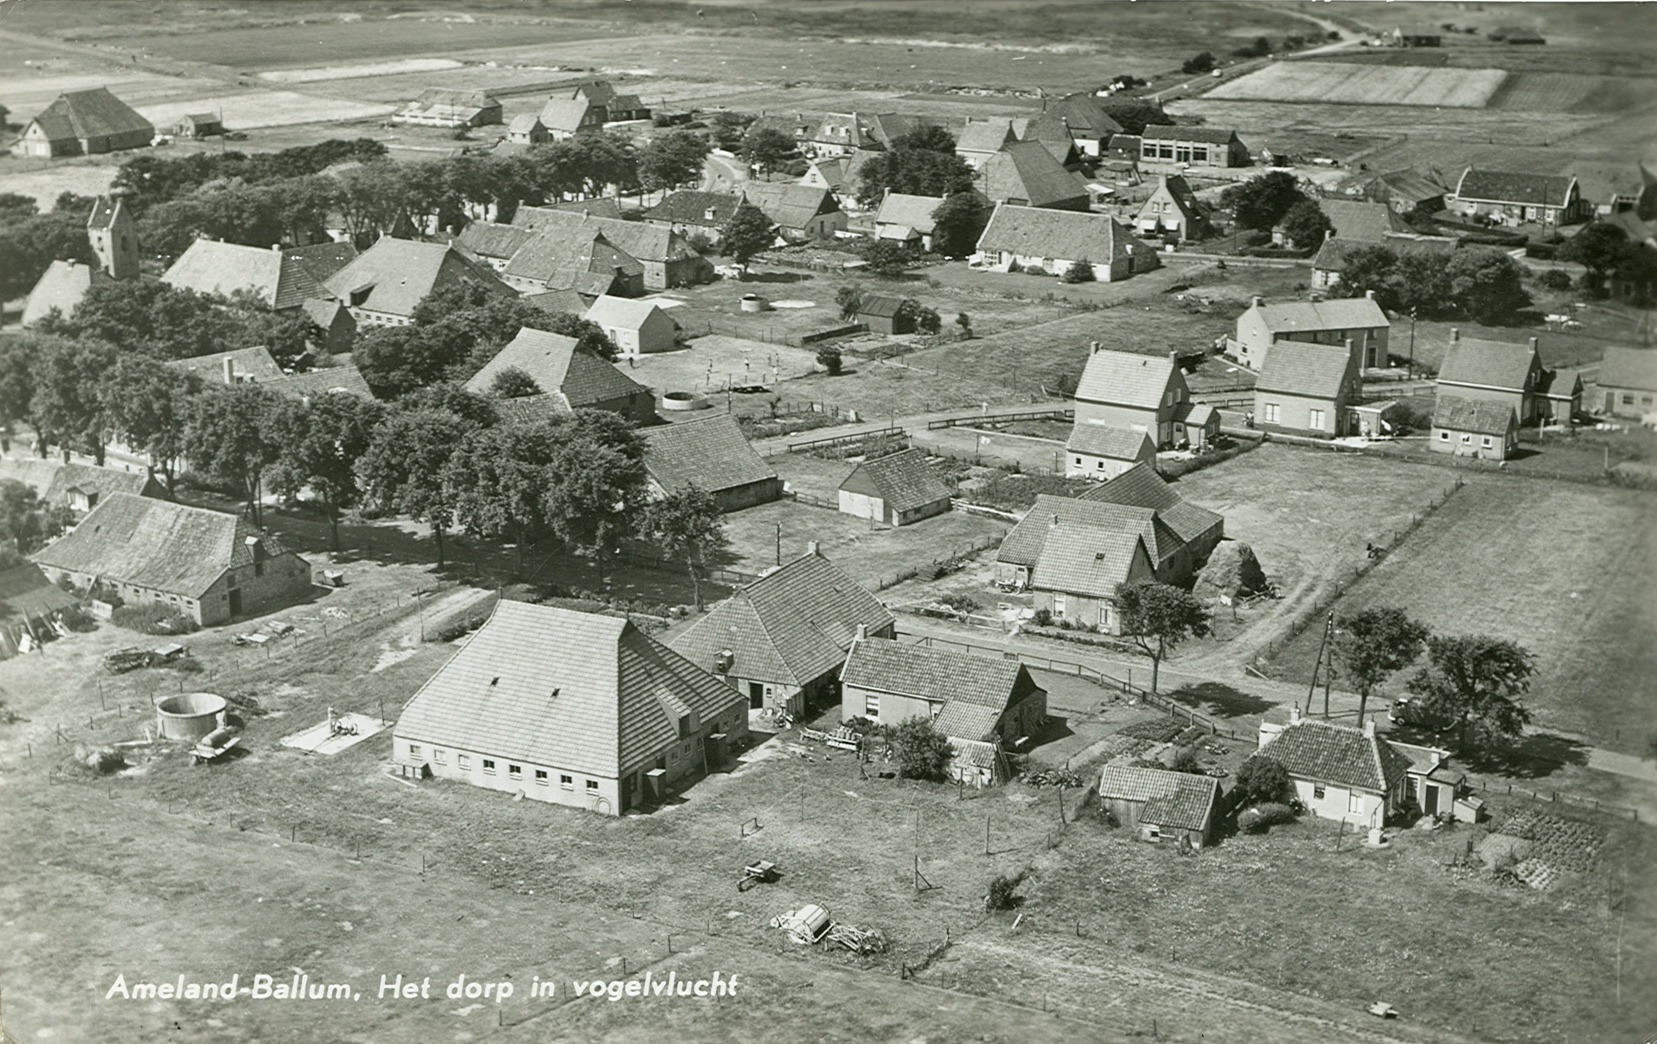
[165,346,285,384]
[977,204,1150,267]
[1432,394,1515,435]
[1031,523,1150,599]
[956,118,1019,155]
[512,206,695,264]
[1256,340,1354,399]
[1074,349,1180,409]
[839,448,952,514]
[1246,297,1389,335]
[584,295,672,331]
[396,600,745,779]
[1321,199,1410,242]
[977,142,1089,208]
[668,551,894,688]
[1000,493,1177,571]
[1436,336,1539,392]
[1079,462,1222,547]
[162,240,326,311]
[1311,234,1456,273]
[31,494,297,598]
[873,193,945,235]
[1259,719,1414,793]
[0,459,157,508]
[1598,346,1657,393]
[464,327,646,408]
[741,182,840,232]
[503,231,642,295]
[1098,765,1220,832]
[640,414,777,496]
[539,96,600,134]
[264,364,375,401]
[323,237,512,319]
[840,638,1023,708]
[21,260,106,328]
[1066,424,1154,461]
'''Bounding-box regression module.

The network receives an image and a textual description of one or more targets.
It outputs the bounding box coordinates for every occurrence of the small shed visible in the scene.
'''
[858,295,914,335]
[173,113,223,139]
[1429,395,1517,461]
[838,448,951,527]
[1347,399,1404,439]
[1098,765,1221,848]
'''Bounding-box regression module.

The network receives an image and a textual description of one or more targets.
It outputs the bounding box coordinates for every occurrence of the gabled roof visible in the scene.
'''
[283,240,359,283]
[642,190,744,229]
[26,87,152,143]
[840,448,951,514]
[1246,297,1390,335]
[1074,349,1180,409]
[494,393,573,425]
[741,182,840,231]
[464,327,647,408]
[1432,394,1515,435]
[264,364,375,401]
[1144,174,1204,220]
[456,220,538,261]
[808,112,875,149]
[1312,234,1456,273]
[539,96,601,134]
[1001,493,1178,571]
[1436,336,1540,392]
[32,494,296,599]
[1321,199,1410,242]
[1537,366,1583,401]
[1259,719,1413,793]
[162,240,327,311]
[1454,168,1576,208]
[1598,346,1657,393]
[1032,93,1124,140]
[1066,424,1154,461]
[166,346,285,384]
[1255,341,1354,398]
[21,260,107,328]
[323,237,513,318]
[978,142,1089,208]
[507,113,544,136]
[840,638,1032,742]
[522,288,592,316]
[1079,462,1222,547]
[1568,161,1647,204]
[668,551,895,688]
[0,459,158,509]
[86,196,124,231]
[640,414,776,496]
[0,562,81,624]
[857,294,908,319]
[511,207,697,263]
[502,230,643,294]
[956,119,1019,155]
[873,193,945,235]
[396,600,744,779]
[1098,765,1220,832]
[1142,124,1239,145]
[864,112,943,150]
[585,294,674,331]
[1031,524,1150,599]
[977,204,1150,266]
[399,88,498,120]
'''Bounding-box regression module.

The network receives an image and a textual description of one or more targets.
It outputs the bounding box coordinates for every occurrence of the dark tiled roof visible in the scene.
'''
[464,327,646,409]
[1099,765,1220,832]
[840,637,1023,709]
[978,142,1089,208]
[396,601,745,779]
[1259,719,1413,793]
[1000,493,1168,569]
[1038,93,1125,139]
[0,459,156,508]
[741,182,840,232]
[1432,394,1515,435]
[27,88,152,143]
[1436,337,1539,392]
[640,414,776,496]
[643,190,744,229]
[512,206,693,263]
[494,393,573,425]
[323,237,513,319]
[857,294,907,319]
[503,231,643,295]
[456,221,538,261]
[283,240,359,282]
[1256,341,1353,399]
[840,448,951,514]
[0,563,80,624]
[1143,124,1238,145]
[1455,168,1576,208]
[32,494,297,598]
[1080,462,1223,547]
[1321,199,1410,242]
[1598,346,1657,393]
[668,551,895,687]
[1031,524,1149,599]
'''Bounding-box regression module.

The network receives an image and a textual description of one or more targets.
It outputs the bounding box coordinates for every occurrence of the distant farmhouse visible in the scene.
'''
[394,601,747,814]
[1447,168,1585,227]
[323,237,513,327]
[11,88,153,158]
[32,495,310,626]
[973,204,1159,283]
[393,88,503,128]
[465,327,656,426]
[1231,295,1391,372]
[1595,346,1657,419]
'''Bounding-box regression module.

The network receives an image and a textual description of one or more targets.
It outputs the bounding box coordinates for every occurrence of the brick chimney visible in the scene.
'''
[223,357,236,385]
[806,540,820,556]
[1449,327,1460,343]
[854,623,868,641]
[1362,717,1376,738]
[1528,336,1539,351]
[1251,295,1263,308]
[1364,288,1375,299]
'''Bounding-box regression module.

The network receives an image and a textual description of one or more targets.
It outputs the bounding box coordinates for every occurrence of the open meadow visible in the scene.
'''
[1208,62,1507,107]
[1263,477,1657,758]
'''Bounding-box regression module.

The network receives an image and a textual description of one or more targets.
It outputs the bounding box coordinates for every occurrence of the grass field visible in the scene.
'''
[1208,61,1507,108]
[1264,477,1657,756]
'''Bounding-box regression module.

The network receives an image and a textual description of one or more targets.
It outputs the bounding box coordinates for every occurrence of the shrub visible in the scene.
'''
[986,869,1028,910]
[1239,802,1296,833]
[938,592,980,611]
[111,602,199,636]
[1032,608,1052,627]
[1061,258,1096,284]
[1539,270,1572,291]
[58,604,98,633]
[1233,754,1292,807]
[891,716,954,782]
[1168,746,1204,774]
[815,345,843,376]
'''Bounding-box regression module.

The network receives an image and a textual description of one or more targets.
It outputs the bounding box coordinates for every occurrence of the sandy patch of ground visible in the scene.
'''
[135,91,394,130]
[259,57,463,83]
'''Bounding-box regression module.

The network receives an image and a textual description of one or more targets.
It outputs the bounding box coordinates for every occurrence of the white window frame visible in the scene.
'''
[408,744,421,758]
[482,758,496,775]
[534,769,549,786]
[508,764,522,780]
[1308,408,1325,429]
[585,779,599,794]
[559,774,574,791]
[457,754,471,770]
[1263,403,1280,424]
[864,693,880,718]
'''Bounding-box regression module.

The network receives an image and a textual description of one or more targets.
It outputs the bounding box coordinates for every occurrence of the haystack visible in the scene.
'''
[1195,542,1267,600]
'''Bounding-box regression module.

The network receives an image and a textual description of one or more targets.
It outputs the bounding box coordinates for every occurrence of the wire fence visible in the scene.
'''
[868,532,1007,592]
[1471,779,1640,822]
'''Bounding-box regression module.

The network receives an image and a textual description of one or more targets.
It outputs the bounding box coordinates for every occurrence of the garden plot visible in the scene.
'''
[1207,61,1507,107]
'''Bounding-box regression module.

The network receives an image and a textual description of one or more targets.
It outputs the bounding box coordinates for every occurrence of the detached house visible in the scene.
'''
[873,192,946,252]
[1256,708,1413,829]
[639,414,782,513]
[393,601,746,814]
[1080,462,1224,565]
[1064,424,1156,480]
[1434,331,1547,426]
[837,448,952,527]
[1448,168,1586,227]
[1252,340,1361,437]
[1025,92,1123,158]
[1135,174,1208,243]
[641,190,744,241]
[668,548,896,718]
[973,204,1159,283]
[977,142,1090,210]
[1595,346,1657,418]
[1140,125,1249,169]
[11,88,153,158]
[839,637,1047,786]
[465,327,656,426]
[1232,295,1391,371]
[323,237,514,327]
[32,495,310,626]
[1429,396,1518,461]
[740,182,847,241]
[1072,348,1191,448]
[1311,233,1456,291]
[512,207,713,290]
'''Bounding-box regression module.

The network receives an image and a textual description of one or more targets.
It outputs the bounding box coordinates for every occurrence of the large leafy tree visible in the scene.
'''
[1225,171,1307,231]
[1335,607,1430,723]
[639,130,711,193]
[1232,755,1292,807]
[636,485,728,608]
[1559,222,1632,294]
[1446,249,1530,324]
[98,357,202,491]
[39,279,310,363]
[1278,198,1332,250]
[0,478,70,558]
[1393,251,1453,316]
[183,383,285,524]
[265,393,387,550]
[542,410,648,554]
[0,206,98,300]
[720,202,775,268]
[857,146,975,207]
[739,126,796,177]
[357,402,487,568]
[1407,635,1535,752]
[1115,580,1212,695]
[445,421,560,570]
[0,335,43,453]
[30,336,118,464]
[929,191,992,258]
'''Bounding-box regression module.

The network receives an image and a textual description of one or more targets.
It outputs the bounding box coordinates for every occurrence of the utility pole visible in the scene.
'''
[1305,611,1335,715]
[775,521,781,568]
[1407,309,1417,380]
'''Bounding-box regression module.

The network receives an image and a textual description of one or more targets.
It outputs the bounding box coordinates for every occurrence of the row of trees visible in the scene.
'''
[1333,244,1531,323]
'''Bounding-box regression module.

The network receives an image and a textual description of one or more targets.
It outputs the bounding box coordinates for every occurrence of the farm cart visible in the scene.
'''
[739,860,780,891]
[104,648,153,674]
[191,726,241,766]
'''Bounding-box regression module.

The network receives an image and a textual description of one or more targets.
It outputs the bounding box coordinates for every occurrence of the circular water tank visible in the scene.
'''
[739,293,768,313]
[156,692,227,741]
[660,391,711,412]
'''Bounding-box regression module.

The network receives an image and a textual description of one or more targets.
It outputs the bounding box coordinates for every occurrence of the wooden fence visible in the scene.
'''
[926,407,1075,430]
[1471,779,1640,822]
[787,425,906,454]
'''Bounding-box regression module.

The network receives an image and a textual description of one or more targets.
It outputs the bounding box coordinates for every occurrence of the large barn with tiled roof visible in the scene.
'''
[639,415,781,513]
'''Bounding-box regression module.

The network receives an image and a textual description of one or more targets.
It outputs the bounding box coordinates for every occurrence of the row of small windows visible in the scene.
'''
[407,744,596,793]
